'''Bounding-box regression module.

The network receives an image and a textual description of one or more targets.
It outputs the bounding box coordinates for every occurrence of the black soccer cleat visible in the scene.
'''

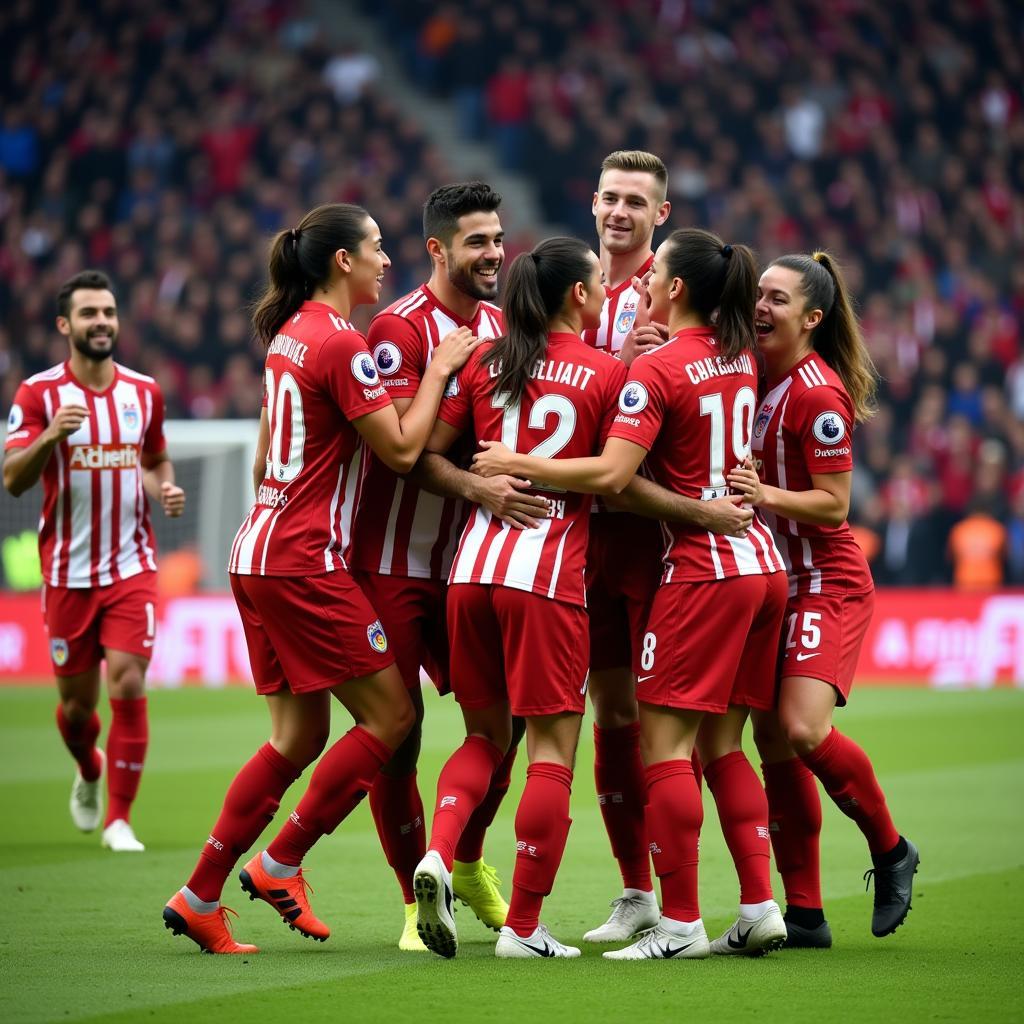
[864,836,919,937]
[784,918,833,949]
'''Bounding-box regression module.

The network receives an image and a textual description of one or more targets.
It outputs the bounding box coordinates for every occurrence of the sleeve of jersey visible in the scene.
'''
[597,359,629,446]
[436,358,474,433]
[605,357,666,452]
[793,387,855,474]
[4,383,46,451]
[321,330,395,421]
[143,385,168,456]
[366,314,423,400]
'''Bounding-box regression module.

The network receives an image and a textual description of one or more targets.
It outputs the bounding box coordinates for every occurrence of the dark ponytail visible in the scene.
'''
[251,203,371,346]
[770,251,878,422]
[662,228,757,364]
[485,236,594,405]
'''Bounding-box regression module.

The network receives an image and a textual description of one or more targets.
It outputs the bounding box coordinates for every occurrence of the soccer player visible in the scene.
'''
[3,270,184,853]
[163,203,482,954]
[350,182,547,950]
[728,252,919,945]
[473,229,790,960]
[413,237,626,959]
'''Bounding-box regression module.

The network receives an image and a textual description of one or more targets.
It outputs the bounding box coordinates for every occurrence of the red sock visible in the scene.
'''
[267,726,391,867]
[369,771,425,904]
[762,758,822,909]
[455,744,517,863]
[594,723,651,891]
[645,759,701,922]
[801,728,900,855]
[105,697,149,826]
[704,752,773,904]
[428,736,504,868]
[55,705,102,781]
[187,742,301,903]
[506,762,573,937]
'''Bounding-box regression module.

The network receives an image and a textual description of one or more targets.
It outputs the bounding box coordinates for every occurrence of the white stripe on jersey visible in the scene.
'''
[450,507,492,583]
[260,505,286,575]
[379,477,406,574]
[707,533,726,580]
[93,397,114,585]
[501,517,551,591]
[393,290,429,319]
[324,460,347,572]
[236,509,274,574]
[722,533,763,575]
[800,537,822,594]
[229,507,255,572]
[406,489,449,576]
[336,444,362,570]
[58,381,95,586]
[774,394,798,536]
[26,365,67,385]
[478,522,512,582]
[546,519,574,599]
[806,359,828,386]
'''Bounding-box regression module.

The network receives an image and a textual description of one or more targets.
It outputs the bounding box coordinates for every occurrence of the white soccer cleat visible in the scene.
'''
[495,924,581,959]
[709,903,787,956]
[101,818,145,852]
[603,920,711,960]
[583,892,660,942]
[69,748,105,832]
[413,850,458,958]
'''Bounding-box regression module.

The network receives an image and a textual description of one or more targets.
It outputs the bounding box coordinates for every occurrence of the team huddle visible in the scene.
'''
[4,150,919,961]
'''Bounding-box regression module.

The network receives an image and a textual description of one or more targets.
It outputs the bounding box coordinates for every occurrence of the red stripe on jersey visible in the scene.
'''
[106,391,123,583]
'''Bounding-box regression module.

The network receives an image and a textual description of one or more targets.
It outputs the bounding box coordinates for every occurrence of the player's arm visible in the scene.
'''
[141,451,186,518]
[606,476,754,536]
[253,407,269,497]
[727,460,850,527]
[3,403,89,497]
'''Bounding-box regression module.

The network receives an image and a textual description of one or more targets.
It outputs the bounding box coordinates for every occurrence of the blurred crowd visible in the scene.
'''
[2,0,1022,586]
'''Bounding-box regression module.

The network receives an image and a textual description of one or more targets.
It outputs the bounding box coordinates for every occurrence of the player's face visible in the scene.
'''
[350,217,391,306]
[444,211,504,301]
[579,252,605,331]
[645,240,675,323]
[59,289,119,362]
[755,265,820,358]
[593,170,668,256]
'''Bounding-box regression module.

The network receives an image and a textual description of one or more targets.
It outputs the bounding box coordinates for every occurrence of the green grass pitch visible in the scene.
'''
[2,684,1021,1024]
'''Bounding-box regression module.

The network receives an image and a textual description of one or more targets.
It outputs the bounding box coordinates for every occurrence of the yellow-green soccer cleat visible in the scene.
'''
[452,859,509,931]
[399,903,429,952]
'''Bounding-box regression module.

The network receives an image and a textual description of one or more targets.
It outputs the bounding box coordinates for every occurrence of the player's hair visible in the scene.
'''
[56,270,114,318]
[770,252,878,422]
[251,203,371,346]
[599,151,668,202]
[662,228,757,364]
[485,237,594,406]
[423,182,502,246]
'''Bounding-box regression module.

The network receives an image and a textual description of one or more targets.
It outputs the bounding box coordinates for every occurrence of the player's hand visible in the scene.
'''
[471,440,516,478]
[430,326,483,377]
[474,475,549,529]
[619,323,669,366]
[700,494,755,537]
[44,405,90,442]
[159,481,186,517]
[726,459,764,507]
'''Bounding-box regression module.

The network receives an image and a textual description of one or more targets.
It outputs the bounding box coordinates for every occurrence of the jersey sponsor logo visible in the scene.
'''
[367,619,388,653]
[362,385,386,400]
[373,341,403,376]
[815,446,851,457]
[7,404,23,431]
[753,401,774,439]
[618,381,649,415]
[812,411,846,445]
[50,637,69,667]
[119,402,140,431]
[351,352,381,386]
[68,444,140,470]
[616,305,638,334]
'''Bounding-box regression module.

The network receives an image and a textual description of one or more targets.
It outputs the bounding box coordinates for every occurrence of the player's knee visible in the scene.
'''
[383,717,422,775]
[382,695,416,750]
[780,712,828,756]
[61,695,95,724]
[108,665,146,700]
[751,713,783,755]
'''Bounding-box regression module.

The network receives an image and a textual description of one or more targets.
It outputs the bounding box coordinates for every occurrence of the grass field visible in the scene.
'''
[2,684,1022,1024]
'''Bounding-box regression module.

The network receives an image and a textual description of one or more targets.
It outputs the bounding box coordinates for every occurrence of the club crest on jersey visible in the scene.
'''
[120,402,140,431]
[50,637,69,667]
[7,404,23,431]
[618,381,649,415]
[812,411,846,446]
[373,342,403,376]
[351,352,380,386]
[616,303,638,335]
[753,402,774,439]
[367,620,388,654]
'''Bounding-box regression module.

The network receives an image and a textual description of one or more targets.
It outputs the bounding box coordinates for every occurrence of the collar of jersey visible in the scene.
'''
[604,253,654,299]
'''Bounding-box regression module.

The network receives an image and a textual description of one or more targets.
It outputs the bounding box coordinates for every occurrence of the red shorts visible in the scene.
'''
[230,570,394,695]
[353,570,451,694]
[779,587,874,705]
[42,572,158,676]
[636,572,788,713]
[447,583,589,717]
[585,512,663,671]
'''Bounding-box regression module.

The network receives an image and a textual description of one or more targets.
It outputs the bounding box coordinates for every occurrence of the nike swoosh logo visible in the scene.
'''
[142,640,154,648]
[660,940,696,958]
[794,652,820,661]
[517,939,556,957]
[637,674,656,683]
[727,925,753,949]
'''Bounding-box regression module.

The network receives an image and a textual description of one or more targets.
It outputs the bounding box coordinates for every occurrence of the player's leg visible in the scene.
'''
[101,650,149,851]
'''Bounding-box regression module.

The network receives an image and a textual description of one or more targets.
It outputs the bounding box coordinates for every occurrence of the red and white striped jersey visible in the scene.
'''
[351,286,503,580]
[607,327,784,583]
[229,301,393,576]
[751,353,873,596]
[581,254,653,354]
[440,333,627,606]
[4,362,166,588]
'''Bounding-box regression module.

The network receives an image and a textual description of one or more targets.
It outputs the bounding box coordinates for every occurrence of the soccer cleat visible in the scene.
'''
[413,850,458,958]
[238,853,330,941]
[399,903,429,952]
[162,891,259,955]
[603,920,710,960]
[583,892,660,942]
[785,918,833,949]
[101,818,145,852]
[865,836,919,937]
[452,858,508,931]
[709,903,787,956]
[69,748,105,832]
[495,924,581,959]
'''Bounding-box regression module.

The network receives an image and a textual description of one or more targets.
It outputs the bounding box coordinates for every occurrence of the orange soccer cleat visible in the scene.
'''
[239,853,330,942]
[162,891,259,954]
